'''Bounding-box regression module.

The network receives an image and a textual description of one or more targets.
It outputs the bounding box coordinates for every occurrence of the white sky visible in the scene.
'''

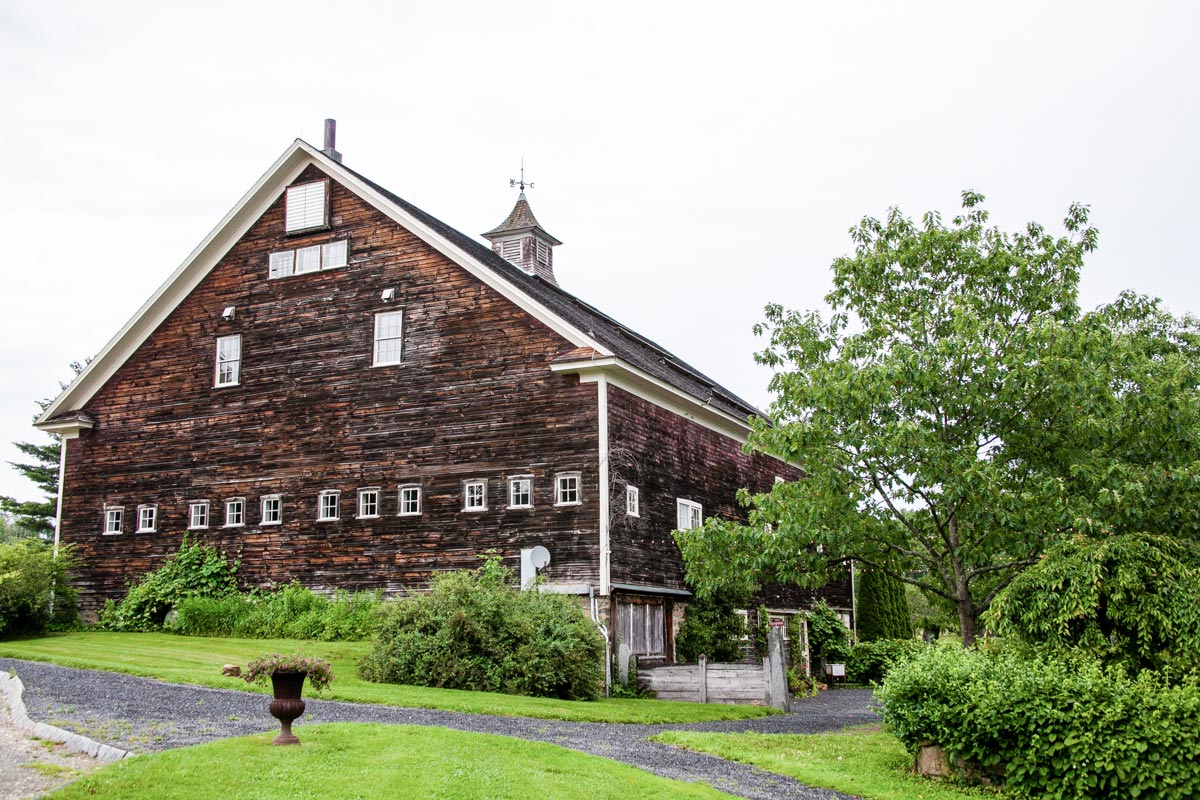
[1,1,1197,504]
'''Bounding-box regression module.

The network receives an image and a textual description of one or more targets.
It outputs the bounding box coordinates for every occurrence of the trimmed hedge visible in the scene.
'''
[359,557,604,700]
[877,643,1200,799]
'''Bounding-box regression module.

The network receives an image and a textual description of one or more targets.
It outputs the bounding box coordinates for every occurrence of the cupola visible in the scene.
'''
[482,192,562,285]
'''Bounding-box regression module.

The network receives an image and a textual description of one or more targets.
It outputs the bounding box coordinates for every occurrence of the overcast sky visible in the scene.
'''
[1,1,1197,505]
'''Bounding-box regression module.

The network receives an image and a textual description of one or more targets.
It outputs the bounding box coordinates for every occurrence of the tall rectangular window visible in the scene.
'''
[215,335,241,387]
[285,180,328,233]
[463,480,487,512]
[373,311,404,366]
[555,473,581,506]
[103,506,123,535]
[261,495,282,526]
[626,486,640,517]
[676,498,703,530]
[224,498,245,527]
[189,501,209,530]
[398,485,422,516]
[508,476,533,509]
[358,488,380,518]
[137,504,157,533]
[318,490,340,521]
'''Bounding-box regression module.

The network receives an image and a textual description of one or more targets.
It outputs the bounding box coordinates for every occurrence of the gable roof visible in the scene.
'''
[38,140,763,438]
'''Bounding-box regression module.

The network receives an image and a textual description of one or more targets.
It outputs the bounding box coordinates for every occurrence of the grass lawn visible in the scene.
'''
[51,723,736,799]
[0,631,771,724]
[654,726,1003,800]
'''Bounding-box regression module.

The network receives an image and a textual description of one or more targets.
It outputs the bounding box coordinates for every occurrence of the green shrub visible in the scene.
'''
[877,642,1200,798]
[170,584,383,641]
[359,557,604,700]
[846,638,925,684]
[0,539,77,637]
[675,589,746,663]
[807,601,850,663]
[99,537,238,631]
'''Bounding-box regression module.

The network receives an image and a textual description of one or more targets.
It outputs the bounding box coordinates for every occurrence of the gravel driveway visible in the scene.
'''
[0,658,878,800]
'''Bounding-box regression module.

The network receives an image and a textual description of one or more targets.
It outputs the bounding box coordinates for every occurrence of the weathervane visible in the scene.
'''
[509,158,534,192]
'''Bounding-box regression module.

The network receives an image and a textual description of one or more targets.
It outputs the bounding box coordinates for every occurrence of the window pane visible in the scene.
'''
[322,239,348,268]
[294,245,321,274]
[268,250,295,279]
[216,335,241,386]
[374,311,404,366]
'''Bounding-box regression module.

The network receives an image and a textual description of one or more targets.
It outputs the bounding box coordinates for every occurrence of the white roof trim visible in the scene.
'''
[551,356,755,442]
[38,140,609,428]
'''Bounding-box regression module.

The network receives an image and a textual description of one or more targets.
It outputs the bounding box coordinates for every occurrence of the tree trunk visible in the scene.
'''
[957,597,977,647]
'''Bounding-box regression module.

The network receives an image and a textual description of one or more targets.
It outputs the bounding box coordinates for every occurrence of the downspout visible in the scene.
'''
[590,585,611,697]
[596,374,610,596]
[52,437,67,560]
[850,559,858,643]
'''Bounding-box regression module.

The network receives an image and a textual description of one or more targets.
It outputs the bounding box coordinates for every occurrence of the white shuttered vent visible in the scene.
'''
[285,181,328,232]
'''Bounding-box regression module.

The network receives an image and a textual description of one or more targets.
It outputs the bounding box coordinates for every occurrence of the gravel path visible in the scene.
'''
[1,658,878,800]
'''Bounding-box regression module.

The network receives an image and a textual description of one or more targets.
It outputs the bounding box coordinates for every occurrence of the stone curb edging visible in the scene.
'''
[0,670,131,763]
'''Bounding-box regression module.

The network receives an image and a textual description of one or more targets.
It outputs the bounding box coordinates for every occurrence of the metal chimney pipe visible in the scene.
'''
[322,119,343,163]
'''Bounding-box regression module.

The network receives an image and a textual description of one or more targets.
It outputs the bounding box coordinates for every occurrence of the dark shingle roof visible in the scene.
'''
[341,164,763,423]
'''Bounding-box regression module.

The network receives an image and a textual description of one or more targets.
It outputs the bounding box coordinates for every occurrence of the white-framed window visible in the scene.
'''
[188,501,210,530]
[136,504,157,533]
[463,479,487,512]
[285,180,328,233]
[358,488,380,519]
[215,334,241,387]
[103,506,123,535]
[508,476,533,509]
[626,486,640,517]
[267,239,348,280]
[555,473,581,506]
[224,498,245,528]
[317,490,341,521]
[373,310,404,366]
[261,495,282,526]
[398,484,422,516]
[676,498,703,530]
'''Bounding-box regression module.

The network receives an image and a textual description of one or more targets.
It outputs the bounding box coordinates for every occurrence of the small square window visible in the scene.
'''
[626,486,640,517]
[189,501,210,530]
[215,334,242,387]
[224,498,245,528]
[322,239,348,269]
[268,250,295,279]
[676,498,703,530]
[555,473,581,506]
[103,506,124,535]
[285,180,328,233]
[508,476,533,509]
[318,490,341,521]
[261,495,282,526]
[358,488,380,518]
[137,504,158,533]
[373,310,404,366]
[463,480,487,512]
[294,244,322,274]
[398,485,422,516]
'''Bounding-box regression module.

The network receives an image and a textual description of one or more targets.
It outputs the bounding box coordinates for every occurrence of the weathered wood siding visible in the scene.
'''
[61,165,600,612]
[606,386,802,591]
[638,660,770,705]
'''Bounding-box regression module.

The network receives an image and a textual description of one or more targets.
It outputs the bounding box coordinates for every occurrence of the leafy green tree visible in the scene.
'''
[985,532,1200,673]
[856,565,911,641]
[675,588,747,663]
[2,362,87,537]
[676,193,1200,645]
[807,601,851,663]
